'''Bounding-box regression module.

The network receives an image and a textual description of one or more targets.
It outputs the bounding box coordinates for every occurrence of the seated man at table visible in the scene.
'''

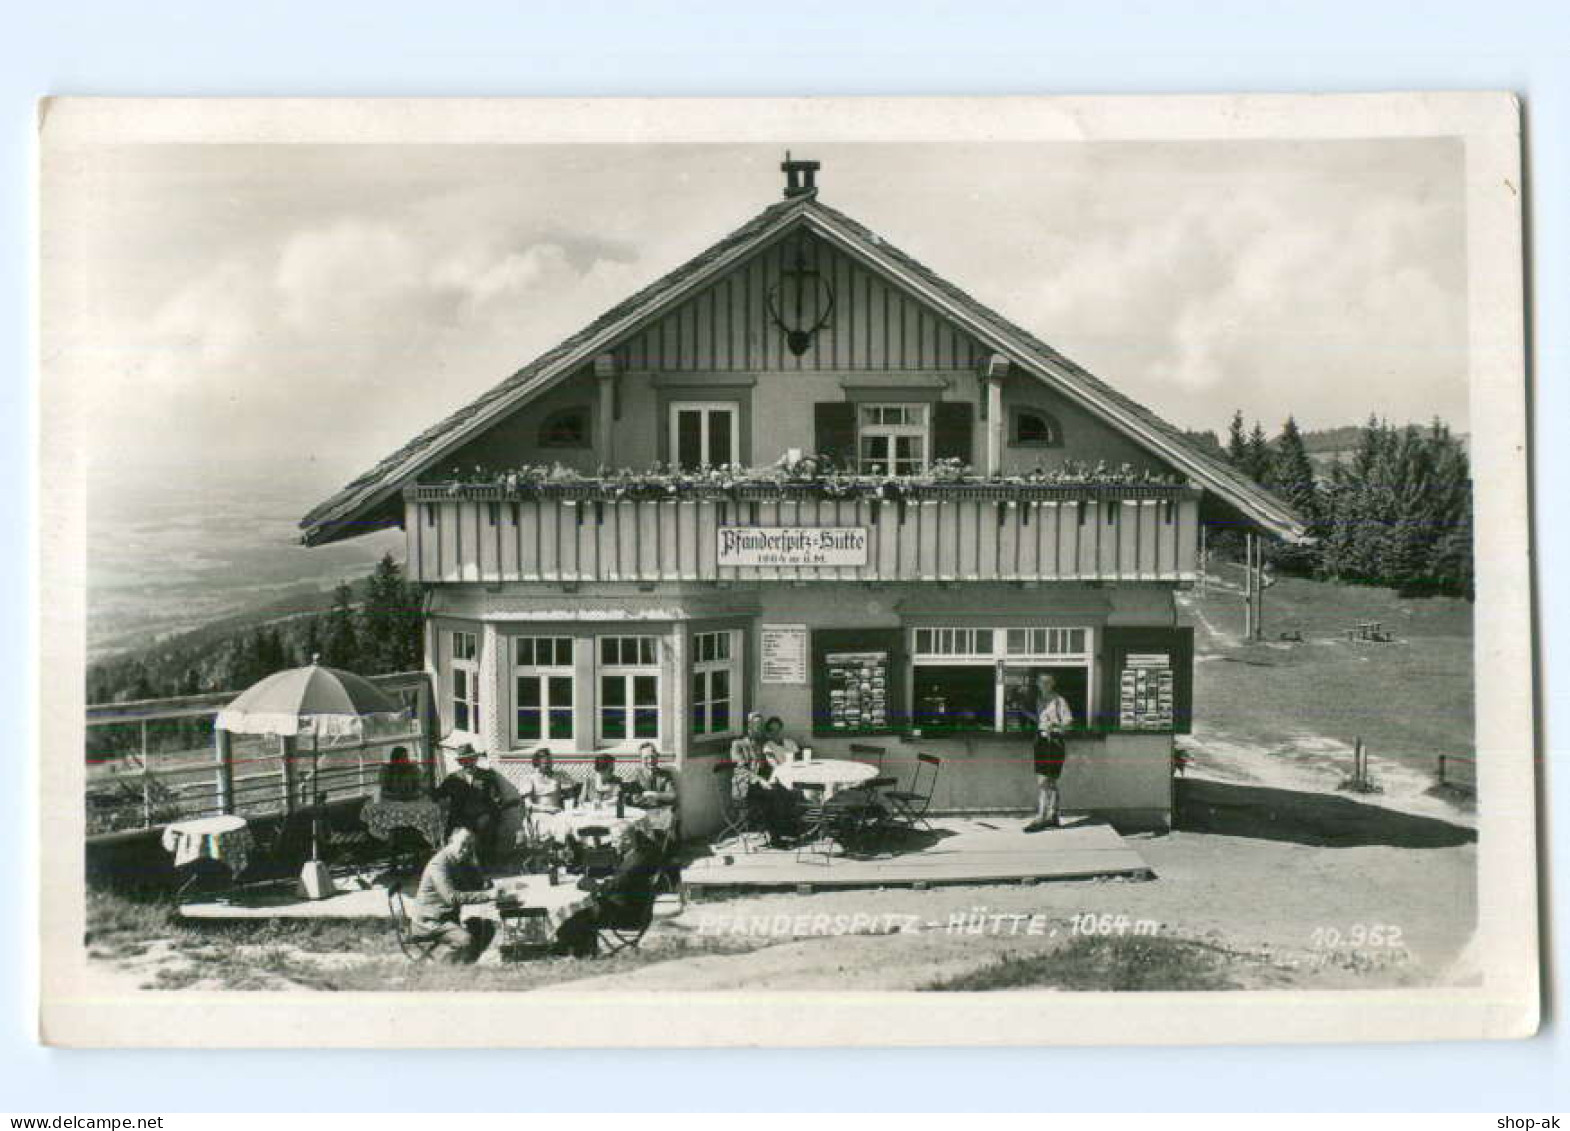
[580,753,623,806]
[517,747,576,814]
[435,746,506,868]
[552,827,663,958]
[409,827,497,964]
[376,745,426,802]
[626,742,681,853]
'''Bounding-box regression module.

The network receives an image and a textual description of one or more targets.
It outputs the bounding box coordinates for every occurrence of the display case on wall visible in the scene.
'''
[1099,626,1194,733]
[810,627,904,736]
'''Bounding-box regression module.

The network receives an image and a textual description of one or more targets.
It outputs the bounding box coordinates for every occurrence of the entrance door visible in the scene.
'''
[670,402,738,469]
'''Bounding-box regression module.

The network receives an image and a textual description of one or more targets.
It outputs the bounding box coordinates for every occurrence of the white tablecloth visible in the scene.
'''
[487,874,596,930]
[772,759,879,797]
[528,803,671,847]
[161,815,253,876]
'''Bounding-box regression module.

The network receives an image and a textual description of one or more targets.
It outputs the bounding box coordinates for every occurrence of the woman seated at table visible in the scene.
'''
[730,742,799,847]
[580,754,623,806]
[517,747,576,814]
[376,745,426,802]
[761,716,803,766]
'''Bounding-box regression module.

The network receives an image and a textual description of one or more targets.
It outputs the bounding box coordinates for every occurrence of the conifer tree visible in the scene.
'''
[1225,410,1248,468]
[360,553,422,674]
[322,581,361,670]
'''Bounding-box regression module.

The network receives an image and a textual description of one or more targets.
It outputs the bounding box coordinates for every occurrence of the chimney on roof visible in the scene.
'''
[781,151,820,198]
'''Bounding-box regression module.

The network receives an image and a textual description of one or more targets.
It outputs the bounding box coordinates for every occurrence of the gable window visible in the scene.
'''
[858,403,929,476]
[598,635,661,745]
[513,636,574,745]
[450,630,480,736]
[670,402,738,469]
[691,629,739,739]
[538,405,591,449]
[1010,407,1062,447]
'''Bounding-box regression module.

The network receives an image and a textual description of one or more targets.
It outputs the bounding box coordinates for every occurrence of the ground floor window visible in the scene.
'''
[910,625,1093,735]
[513,635,574,744]
[598,634,661,744]
[691,629,738,738]
[451,629,480,735]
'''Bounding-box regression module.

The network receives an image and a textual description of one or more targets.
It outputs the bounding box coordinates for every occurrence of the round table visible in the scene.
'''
[529,803,671,847]
[361,797,447,850]
[161,814,253,879]
[772,759,879,797]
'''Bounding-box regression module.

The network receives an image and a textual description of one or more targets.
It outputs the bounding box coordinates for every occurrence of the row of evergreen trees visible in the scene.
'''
[219,553,425,691]
[1220,411,1474,599]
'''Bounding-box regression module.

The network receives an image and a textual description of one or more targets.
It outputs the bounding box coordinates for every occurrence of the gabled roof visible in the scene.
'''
[301,191,1307,546]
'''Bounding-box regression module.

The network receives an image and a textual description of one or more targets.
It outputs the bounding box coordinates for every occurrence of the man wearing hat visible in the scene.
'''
[435,744,506,868]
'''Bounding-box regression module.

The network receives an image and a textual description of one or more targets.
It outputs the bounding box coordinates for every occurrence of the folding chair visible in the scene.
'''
[712,760,768,853]
[496,898,555,963]
[576,825,620,878]
[597,897,655,954]
[385,879,440,962]
[885,753,942,832]
[796,784,865,864]
[848,742,886,771]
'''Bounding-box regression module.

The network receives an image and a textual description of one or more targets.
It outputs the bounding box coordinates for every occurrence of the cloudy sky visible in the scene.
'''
[54,138,1467,505]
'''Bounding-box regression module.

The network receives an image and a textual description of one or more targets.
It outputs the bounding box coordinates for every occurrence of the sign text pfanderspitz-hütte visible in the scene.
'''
[717,527,869,567]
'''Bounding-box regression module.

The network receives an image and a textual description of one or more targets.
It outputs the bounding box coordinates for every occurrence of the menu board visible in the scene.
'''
[760,624,808,684]
[811,627,903,736]
[1118,652,1174,732]
[824,652,890,732]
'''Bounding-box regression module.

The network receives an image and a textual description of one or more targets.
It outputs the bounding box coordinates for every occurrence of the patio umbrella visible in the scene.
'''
[216,657,410,894]
[216,656,407,742]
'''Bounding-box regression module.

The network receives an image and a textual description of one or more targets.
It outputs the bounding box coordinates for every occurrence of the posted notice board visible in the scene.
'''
[1100,626,1194,733]
[811,627,903,736]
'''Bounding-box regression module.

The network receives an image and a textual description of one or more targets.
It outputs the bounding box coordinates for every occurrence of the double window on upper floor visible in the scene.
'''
[665,396,943,474]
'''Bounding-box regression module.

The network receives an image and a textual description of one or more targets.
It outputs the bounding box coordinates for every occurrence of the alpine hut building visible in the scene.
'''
[300,157,1306,835]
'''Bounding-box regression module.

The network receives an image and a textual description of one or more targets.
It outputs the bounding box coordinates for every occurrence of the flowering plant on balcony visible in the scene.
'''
[432,457,1180,501]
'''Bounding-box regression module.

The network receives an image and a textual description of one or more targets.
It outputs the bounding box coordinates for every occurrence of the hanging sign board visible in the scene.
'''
[760,624,808,684]
[717,527,868,568]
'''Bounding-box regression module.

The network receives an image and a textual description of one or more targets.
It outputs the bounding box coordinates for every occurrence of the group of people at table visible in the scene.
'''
[375,742,679,963]
[726,712,867,848]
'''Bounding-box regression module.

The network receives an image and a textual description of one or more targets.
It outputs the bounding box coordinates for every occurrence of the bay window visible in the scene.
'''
[599,635,661,744]
[450,629,480,736]
[513,635,574,745]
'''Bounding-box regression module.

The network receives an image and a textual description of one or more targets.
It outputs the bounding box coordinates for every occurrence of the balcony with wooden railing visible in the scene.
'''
[403,480,1201,585]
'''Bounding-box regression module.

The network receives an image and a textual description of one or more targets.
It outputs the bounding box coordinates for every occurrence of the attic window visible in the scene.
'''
[539,406,590,449]
[1010,408,1062,448]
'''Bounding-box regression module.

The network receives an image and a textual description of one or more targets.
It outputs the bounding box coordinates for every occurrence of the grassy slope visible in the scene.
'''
[1183,564,1474,785]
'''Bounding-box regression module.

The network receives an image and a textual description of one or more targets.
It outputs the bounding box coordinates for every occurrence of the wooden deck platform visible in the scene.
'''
[683,817,1153,891]
[178,817,1152,921]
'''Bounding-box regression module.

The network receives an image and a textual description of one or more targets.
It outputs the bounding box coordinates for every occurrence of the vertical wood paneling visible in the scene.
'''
[411,494,1198,584]
[615,234,986,372]
[1177,497,1199,576]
